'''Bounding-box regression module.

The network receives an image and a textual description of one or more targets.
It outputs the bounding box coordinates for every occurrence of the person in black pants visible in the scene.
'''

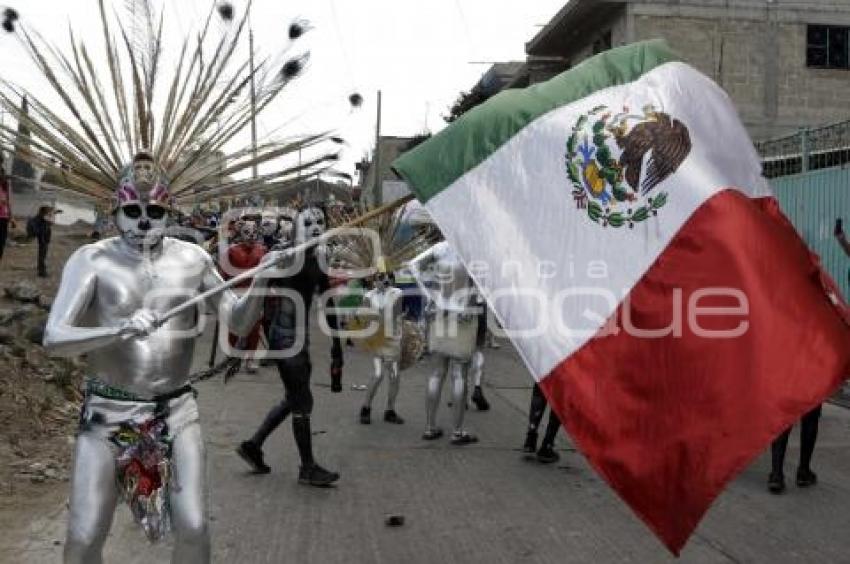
[32,205,54,278]
[768,405,822,493]
[236,206,343,487]
[523,383,562,463]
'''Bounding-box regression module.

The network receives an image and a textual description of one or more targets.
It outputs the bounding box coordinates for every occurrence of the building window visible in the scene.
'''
[807,25,849,69]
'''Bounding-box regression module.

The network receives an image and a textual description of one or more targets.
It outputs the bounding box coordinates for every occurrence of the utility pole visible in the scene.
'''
[373,90,382,204]
[249,27,258,181]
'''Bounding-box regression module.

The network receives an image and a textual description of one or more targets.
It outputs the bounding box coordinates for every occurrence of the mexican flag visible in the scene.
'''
[393,40,850,554]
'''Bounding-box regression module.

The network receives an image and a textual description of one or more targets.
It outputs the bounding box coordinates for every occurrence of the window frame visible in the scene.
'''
[806,24,850,70]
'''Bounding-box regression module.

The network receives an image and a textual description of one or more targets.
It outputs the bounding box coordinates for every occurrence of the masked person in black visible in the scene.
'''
[236,205,344,486]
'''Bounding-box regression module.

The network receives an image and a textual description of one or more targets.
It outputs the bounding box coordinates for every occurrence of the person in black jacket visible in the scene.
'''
[236,205,344,486]
[32,205,56,278]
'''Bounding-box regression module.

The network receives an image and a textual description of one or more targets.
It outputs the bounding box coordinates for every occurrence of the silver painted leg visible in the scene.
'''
[169,422,210,564]
[64,433,119,564]
[363,357,385,409]
[450,361,470,435]
[426,356,450,432]
[385,360,400,411]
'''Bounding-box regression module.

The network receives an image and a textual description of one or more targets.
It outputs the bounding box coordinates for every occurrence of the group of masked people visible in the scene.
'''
[43,152,564,563]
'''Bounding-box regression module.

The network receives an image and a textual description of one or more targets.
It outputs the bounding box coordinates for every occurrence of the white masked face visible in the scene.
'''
[294,207,326,244]
[238,220,259,242]
[116,202,168,250]
[377,272,392,289]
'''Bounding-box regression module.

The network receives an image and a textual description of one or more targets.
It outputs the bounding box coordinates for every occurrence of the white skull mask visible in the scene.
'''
[294,207,326,244]
[115,201,168,250]
[238,220,259,242]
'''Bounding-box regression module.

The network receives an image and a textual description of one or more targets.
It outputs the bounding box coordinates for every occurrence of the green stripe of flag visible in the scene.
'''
[392,40,679,203]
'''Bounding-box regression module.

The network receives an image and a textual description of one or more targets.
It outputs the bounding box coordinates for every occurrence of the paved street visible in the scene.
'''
[10,318,850,563]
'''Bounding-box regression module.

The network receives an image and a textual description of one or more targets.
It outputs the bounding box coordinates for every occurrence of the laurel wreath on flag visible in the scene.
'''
[565,106,668,228]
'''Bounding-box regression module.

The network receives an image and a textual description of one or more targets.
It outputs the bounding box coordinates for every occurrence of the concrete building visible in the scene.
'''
[357,135,429,206]
[524,0,850,140]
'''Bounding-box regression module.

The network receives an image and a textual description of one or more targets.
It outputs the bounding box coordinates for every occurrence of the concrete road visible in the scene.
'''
[11,320,850,563]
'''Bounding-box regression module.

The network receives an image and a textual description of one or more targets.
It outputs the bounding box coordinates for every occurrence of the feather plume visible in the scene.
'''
[329,205,439,276]
[0,0,331,207]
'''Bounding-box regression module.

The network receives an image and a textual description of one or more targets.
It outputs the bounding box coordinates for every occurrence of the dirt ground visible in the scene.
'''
[0,221,94,543]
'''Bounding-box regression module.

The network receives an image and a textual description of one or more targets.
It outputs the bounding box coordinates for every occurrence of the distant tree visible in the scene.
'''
[444,89,490,123]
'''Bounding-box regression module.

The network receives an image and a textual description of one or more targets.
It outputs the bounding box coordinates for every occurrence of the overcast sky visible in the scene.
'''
[0,0,565,181]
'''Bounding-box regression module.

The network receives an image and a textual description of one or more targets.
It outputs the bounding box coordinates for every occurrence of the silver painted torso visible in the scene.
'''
[420,241,476,314]
[45,236,235,396]
[365,286,403,339]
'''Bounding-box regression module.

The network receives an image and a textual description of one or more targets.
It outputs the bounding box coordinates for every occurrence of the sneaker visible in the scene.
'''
[767,472,785,494]
[422,428,444,441]
[450,432,478,446]
[522,431,538,453]
[796,468,818,488]
[298,463,340,487]
[471,386,490,411]
[244,359,258,374]
[236,441,271,474]
[536,444,559,464]
[360,406,371,425]
[383,410,404,424]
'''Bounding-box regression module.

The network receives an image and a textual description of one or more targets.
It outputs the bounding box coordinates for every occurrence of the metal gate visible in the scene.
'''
[770,166,850,301]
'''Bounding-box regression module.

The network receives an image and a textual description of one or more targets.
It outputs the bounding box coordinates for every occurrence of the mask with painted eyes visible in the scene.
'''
[293,206,326,245]
[115,202,168,249]
[114,152,171,249]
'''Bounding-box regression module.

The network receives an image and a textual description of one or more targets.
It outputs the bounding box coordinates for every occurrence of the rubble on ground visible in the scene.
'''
[0,229,89,496]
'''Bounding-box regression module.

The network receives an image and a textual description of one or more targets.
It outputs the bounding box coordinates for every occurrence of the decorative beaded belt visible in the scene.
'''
[85,378,194,403]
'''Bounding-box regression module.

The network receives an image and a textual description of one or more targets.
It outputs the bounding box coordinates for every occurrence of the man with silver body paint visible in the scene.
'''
[359,268,405,425]
[237,205,344,485]
[408,240,479,445]
[44,153,280,564]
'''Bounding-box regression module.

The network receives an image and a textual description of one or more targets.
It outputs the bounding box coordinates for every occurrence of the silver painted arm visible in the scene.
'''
[43,248,120,357]
[202,251,270,337]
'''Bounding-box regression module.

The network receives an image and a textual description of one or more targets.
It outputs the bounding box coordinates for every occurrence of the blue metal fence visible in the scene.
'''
[771,166,850,300]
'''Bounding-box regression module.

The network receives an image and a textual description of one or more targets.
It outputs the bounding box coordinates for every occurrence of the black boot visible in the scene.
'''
[360,406,371,424]
[523,430,538,453]
[796,467,817,488]
[384,409,404,424]
[236,441,271,474]
[768,472,786,494]
[471,386,490,411]
[298,463,340,487]
[536,444,559,464]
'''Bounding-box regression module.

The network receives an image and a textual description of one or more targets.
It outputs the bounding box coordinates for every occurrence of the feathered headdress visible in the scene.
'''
[330,203,439,276]
[0,0,337,208]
